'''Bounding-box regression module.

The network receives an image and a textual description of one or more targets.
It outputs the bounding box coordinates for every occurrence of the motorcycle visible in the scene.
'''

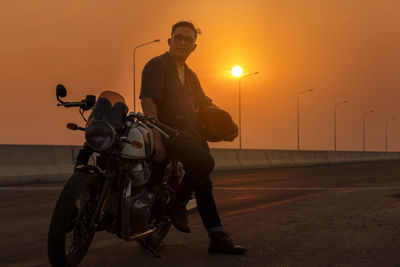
[47,85,183,266]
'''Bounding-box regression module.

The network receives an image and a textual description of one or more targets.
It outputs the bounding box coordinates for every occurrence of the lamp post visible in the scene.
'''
[133,39,160,112]
[385,117,396,152]
[297,89,314,151]
[237,71,259,149]
[363,110,374,152]
[334,100,348,151]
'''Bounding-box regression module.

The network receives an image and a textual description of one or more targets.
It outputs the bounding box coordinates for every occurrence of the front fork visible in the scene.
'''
[75,146,114,231]
[88,171,113,231]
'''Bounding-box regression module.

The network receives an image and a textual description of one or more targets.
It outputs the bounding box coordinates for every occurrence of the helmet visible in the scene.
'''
[197,107,238,142]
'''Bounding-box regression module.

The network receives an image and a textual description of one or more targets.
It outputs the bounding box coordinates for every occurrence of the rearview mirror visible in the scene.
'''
[56,84,67,98]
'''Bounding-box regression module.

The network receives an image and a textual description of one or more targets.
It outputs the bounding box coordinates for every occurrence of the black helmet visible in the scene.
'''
[197,107,238,142]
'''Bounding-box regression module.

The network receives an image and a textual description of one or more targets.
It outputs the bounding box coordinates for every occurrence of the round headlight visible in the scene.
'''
[85,120,116,152]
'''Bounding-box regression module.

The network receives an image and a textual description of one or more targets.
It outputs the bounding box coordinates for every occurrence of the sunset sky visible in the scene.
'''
[1,0,400,151]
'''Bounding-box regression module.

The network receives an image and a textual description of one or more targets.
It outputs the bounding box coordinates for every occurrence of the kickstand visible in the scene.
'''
[140,240,164,257]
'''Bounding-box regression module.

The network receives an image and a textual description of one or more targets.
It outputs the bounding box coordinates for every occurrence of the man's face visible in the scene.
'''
[168,26,197,60]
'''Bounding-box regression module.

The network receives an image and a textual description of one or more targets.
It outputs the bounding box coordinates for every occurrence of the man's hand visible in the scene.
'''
[141,97,167,162]
[153,136,167,162]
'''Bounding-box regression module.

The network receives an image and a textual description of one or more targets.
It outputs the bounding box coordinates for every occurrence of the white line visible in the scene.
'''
[214,186,400,191]
[1,186,400,191]
[0,186,63,190]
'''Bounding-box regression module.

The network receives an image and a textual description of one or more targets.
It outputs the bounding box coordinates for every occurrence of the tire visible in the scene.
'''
[47,170,103,267]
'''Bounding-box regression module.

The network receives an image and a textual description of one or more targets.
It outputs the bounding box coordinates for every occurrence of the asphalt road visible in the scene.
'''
[1,161,400,266]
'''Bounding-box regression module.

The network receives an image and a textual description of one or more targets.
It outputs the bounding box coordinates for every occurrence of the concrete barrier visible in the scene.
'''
[264,150,295,167]
[237,149,269,169]
[291,151,328,166]
[0,145,75,185]
[211,149,241,171]
[1,144,400,185]
[0,146,16,184]
[326,151,342,164]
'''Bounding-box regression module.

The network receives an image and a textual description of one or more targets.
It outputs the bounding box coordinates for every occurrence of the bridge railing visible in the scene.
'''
[1,145,400,185]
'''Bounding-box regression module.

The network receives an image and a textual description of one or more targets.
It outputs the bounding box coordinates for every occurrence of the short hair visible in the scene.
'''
[171,21,202,40]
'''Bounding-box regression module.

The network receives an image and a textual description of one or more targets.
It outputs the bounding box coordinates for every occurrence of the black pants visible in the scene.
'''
[163,133,222,231]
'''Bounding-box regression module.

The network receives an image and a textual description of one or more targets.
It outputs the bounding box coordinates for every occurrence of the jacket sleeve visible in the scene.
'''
[140,57,165,101]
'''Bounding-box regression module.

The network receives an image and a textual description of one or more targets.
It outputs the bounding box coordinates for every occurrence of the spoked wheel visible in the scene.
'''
[48,171,103,267]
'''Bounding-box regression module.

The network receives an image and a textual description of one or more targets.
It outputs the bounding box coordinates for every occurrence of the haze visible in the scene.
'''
[1,0,400,151]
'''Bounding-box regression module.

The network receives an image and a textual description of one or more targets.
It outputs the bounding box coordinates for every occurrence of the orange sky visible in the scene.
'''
[1,0,400,151]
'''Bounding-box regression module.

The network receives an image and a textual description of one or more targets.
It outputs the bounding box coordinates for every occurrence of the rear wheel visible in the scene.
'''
[48,171,103,267]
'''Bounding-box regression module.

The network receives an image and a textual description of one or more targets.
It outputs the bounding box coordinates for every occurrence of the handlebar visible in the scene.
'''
[151,119,178,135]
[57,101,85,108]
[128,112,178,137]
[57,95,96,110]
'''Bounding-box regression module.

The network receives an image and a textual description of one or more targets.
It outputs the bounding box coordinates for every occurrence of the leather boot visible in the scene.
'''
[208,231,247,255]
[166,199,191,233]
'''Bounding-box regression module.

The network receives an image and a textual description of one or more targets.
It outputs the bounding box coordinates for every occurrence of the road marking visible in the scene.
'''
[1,186,400,191]
[221,195,309,218]
[214,186,400,191]
[0,186,63,190]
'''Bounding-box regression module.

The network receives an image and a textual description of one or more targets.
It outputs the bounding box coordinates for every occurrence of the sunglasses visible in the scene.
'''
[172,34,195,44]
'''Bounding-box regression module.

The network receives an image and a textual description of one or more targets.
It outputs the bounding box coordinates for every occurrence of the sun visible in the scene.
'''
[232,66,243,77]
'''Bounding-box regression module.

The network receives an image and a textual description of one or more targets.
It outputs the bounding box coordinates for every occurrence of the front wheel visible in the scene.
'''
[47,170,103,267]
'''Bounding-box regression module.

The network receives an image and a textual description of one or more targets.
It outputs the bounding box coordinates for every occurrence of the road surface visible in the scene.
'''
[1,160,400,266]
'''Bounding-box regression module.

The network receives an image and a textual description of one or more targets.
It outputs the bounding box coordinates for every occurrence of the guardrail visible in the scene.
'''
[1,145,400,185]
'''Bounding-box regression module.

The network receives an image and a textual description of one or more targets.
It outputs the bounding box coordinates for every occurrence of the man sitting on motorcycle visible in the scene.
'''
[140,21,246,255]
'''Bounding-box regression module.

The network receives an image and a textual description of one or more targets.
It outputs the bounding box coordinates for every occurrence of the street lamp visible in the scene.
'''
[385,117,396,152]
[232,67,259,149]
[334,100,348,151]
[362,110,375,152]
[297,89,314,151]
[133,39,160,112]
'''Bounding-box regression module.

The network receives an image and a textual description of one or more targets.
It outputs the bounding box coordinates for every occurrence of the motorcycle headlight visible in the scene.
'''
[85,120,116,152]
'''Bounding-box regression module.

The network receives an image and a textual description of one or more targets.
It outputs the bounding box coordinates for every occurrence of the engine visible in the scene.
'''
[120,121,157,239]
[125,161,151,187]
[120,159,155,239]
